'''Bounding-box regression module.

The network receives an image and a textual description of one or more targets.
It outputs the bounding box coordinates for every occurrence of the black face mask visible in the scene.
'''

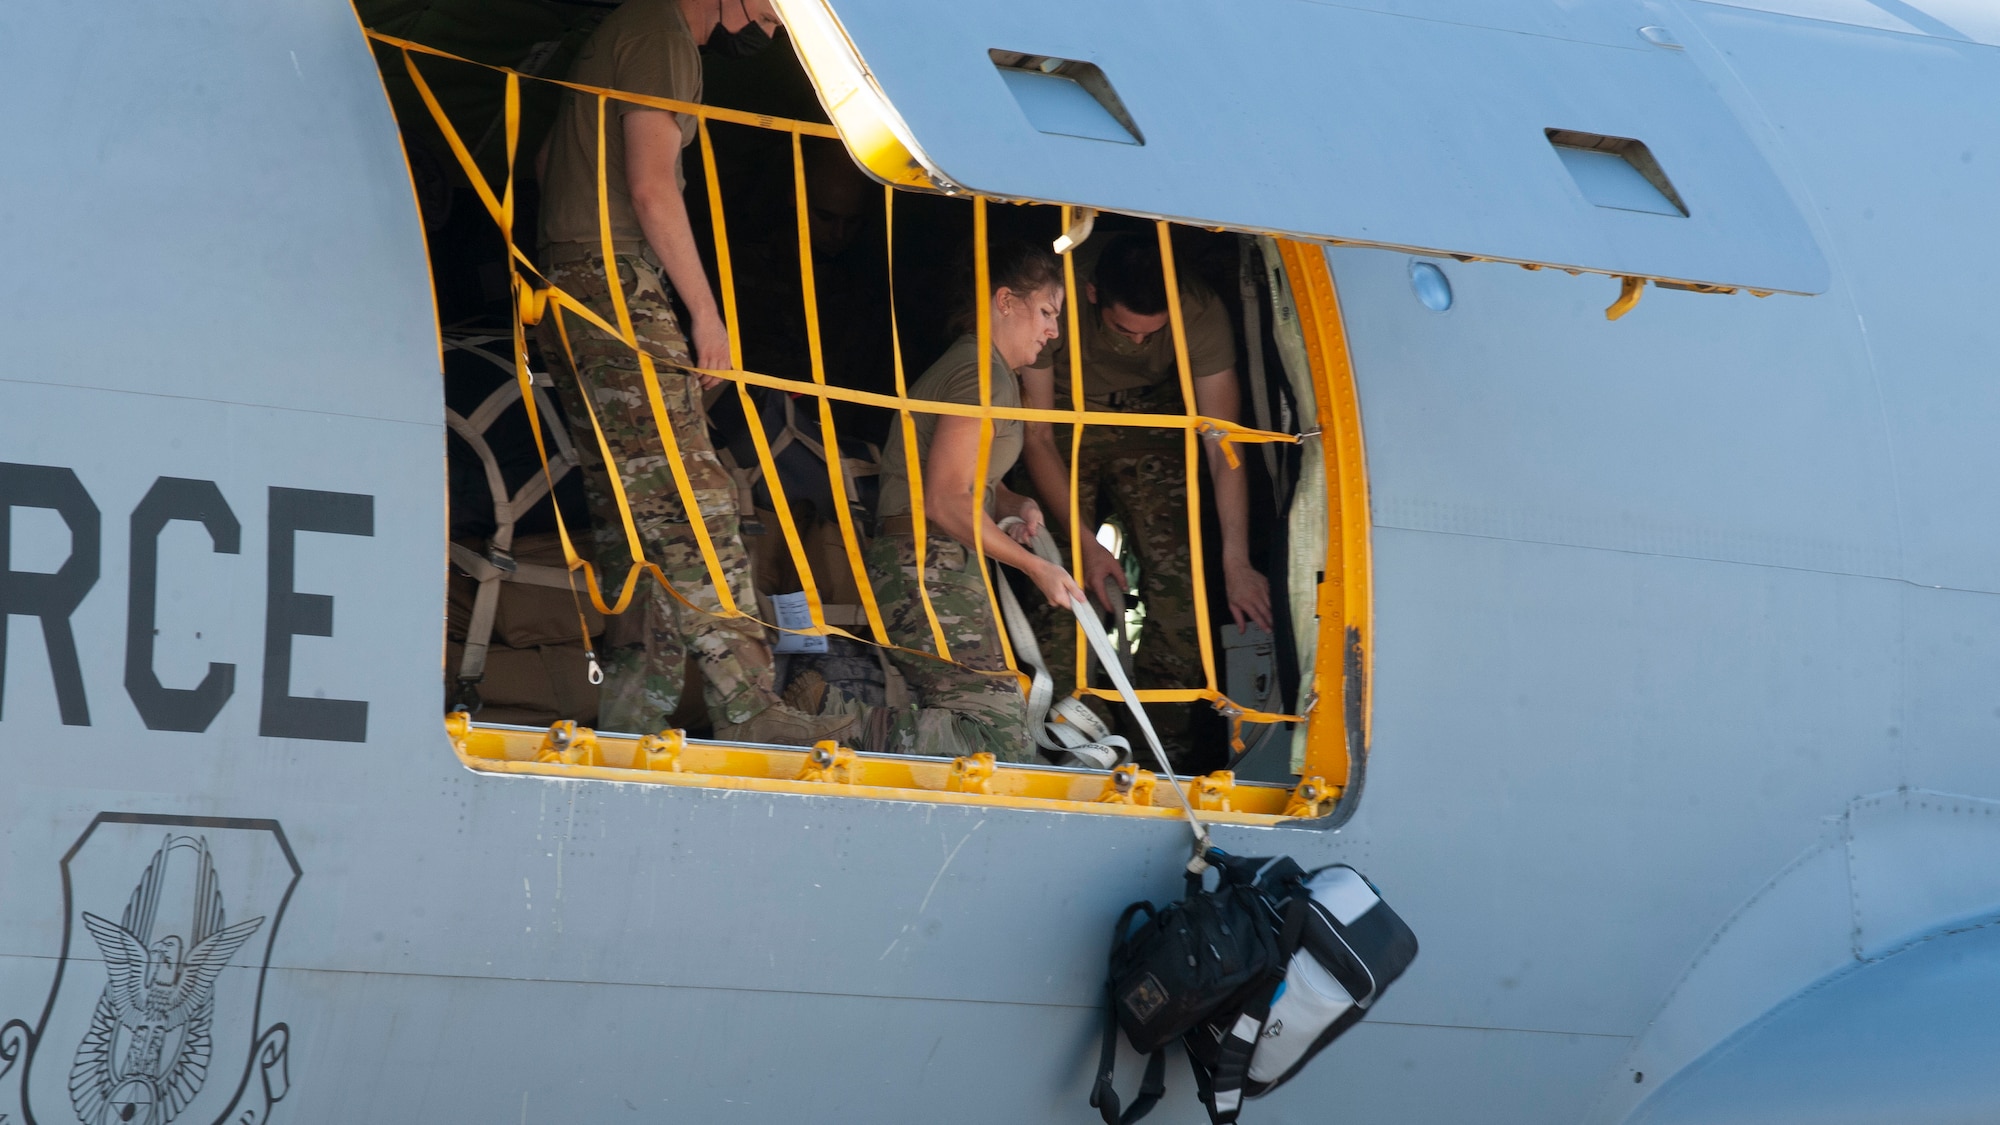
[703,20,773,58]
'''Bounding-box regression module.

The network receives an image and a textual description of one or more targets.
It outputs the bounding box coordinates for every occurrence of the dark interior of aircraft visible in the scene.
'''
[358,0,1304,775]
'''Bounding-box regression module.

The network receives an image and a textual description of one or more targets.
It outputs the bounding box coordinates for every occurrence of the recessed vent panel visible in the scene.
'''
[1548,130,1688,217]
[990,51,1142,145]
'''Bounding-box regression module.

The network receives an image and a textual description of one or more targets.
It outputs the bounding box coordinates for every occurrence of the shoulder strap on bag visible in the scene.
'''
[1190,895,1314,1125]
[1093,902,1167,1125]
[1092,992,1167,1125]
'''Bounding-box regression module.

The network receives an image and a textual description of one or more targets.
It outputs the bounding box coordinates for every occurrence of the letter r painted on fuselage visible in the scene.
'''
[0,462,100,726]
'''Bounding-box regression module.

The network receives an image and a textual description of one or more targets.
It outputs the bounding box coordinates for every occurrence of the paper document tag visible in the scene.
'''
[770,591,829,653]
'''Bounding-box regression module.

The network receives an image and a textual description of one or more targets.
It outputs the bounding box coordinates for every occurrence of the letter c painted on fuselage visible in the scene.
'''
[126,476,240,732]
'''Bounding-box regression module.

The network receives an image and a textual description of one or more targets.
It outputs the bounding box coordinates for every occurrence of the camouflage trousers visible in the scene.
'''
[864,532,1032,762]
[1035,435,1204,763]
[538,249,776,732]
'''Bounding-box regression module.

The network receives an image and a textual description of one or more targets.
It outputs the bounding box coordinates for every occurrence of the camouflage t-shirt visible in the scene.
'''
[540,0,701,250]
[875,335,1023,527]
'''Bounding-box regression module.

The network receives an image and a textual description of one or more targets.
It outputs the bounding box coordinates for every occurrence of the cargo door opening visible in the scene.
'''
[356,7,1362,823]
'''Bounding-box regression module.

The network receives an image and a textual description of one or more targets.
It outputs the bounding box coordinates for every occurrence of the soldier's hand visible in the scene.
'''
[1224,559,1273,634]
[1007,500,1046,546]
[1082,538,1125,612]
[690,309,730,389]
[1031,558,1088,611]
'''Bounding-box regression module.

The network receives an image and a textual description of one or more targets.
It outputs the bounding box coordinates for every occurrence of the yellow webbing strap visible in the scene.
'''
[660,372,1297,434]
[391,38,997,668]
[406,47,657,617]
[593,96,743,618]
[501,71,518,241]
[1059,206,1089,696]
[1156,220,1219,696]
[404,45,678,618]
[969,198,1022,681]
[791,129,890,645]
[382,27,1312,708]
[698,119,826,633]
[886,187,953,660]
[383,37,1294,444]
[546,303,708,617]
[371,31,842,140]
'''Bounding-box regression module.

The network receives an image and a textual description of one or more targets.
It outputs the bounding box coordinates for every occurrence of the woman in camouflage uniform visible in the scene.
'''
[869,244,1085,761]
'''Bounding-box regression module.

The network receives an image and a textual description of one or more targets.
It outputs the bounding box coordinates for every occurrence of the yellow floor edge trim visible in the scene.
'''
[447,717,1333,825]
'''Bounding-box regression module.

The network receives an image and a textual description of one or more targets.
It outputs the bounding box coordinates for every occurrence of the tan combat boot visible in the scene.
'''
[716,701,857,747]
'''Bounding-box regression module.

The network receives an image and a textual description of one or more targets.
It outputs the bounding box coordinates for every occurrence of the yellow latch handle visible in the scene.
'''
[1606,275,1646,321]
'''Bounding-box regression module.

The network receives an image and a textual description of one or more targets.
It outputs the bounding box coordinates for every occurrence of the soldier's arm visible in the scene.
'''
[1193,368,1273,633]
[625,108,727,384]
[927,415,1084,610]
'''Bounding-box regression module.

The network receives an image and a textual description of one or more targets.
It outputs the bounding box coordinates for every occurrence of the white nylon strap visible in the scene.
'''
[991,518,1209,854]
[993,519,1131,769]
[1071,595,1211,854]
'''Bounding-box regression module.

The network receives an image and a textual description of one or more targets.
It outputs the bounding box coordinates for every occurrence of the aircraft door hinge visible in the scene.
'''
[637,728,689,772]
[1283,776,1337,819]
[1194,771,1237,812]
[1096,763,1158,806]
[947,752,997,794]
[796,741,858,784]
[535,719,601,766]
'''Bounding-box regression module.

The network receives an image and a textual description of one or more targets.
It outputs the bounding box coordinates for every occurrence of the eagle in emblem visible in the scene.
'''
[67,836,263,1125]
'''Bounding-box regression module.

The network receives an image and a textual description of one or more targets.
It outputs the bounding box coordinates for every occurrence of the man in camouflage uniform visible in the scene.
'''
[1020,234,1273,768]
[535,0,850,745]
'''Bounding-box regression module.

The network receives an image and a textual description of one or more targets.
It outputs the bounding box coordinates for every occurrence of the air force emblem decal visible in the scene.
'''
[2,814,298,1125]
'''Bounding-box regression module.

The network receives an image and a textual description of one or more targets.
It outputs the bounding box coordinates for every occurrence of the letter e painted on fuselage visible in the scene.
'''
[259,486,373,742]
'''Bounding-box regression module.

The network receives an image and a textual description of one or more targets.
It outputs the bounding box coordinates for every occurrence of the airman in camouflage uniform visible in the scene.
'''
[869,255,1079,766]
[533,0,846,745]
[1021,233,1273,770]
[540,249,775,733]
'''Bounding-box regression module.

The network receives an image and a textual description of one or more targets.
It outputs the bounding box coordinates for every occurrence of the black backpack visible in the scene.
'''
[1093,852,1418,1125]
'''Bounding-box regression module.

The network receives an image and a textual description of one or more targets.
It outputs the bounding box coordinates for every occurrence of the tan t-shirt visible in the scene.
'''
[540,0,701,250]
[1034,246,1236,410]
[875,335,1023,529]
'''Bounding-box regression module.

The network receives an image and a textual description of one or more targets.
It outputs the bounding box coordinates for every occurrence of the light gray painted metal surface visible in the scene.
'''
[3,0,2000,1122]
[1700,0,2000,44]
[824,0,1831,292]
[1592,790,2000,1124]
[1629,917,2000,1124]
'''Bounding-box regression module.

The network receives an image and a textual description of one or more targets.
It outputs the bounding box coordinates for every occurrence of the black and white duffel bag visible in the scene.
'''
[1093,853,1418,1125]
[1062,599,1419,1125]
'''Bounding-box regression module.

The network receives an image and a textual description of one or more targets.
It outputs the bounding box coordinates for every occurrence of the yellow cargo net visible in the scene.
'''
[371,30,1306,728]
